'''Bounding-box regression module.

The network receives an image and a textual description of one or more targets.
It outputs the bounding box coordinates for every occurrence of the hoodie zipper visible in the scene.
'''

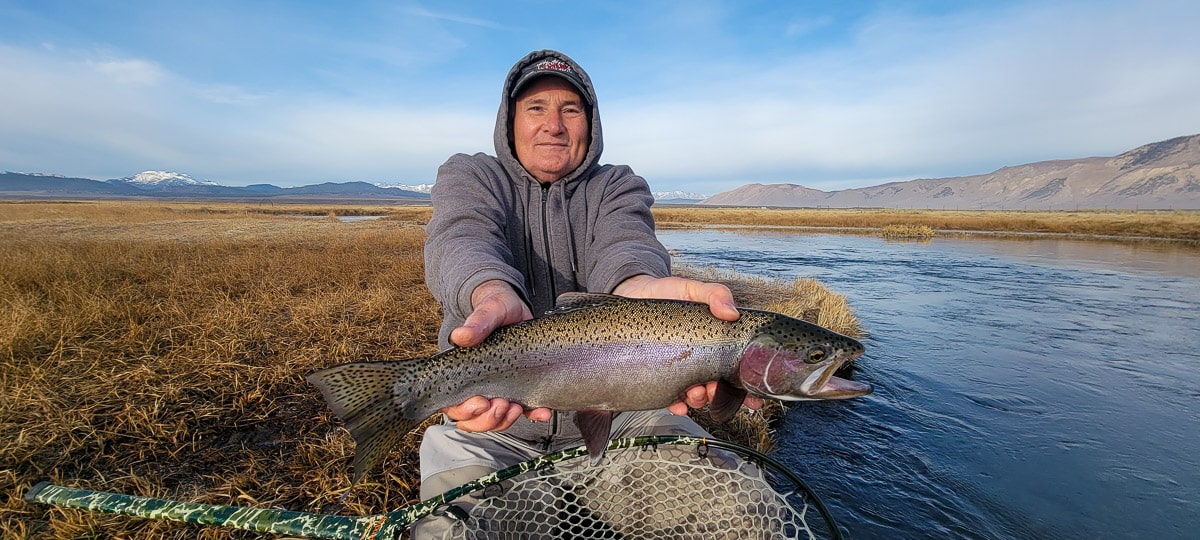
[539,183,558,447]
[539,184,558,302]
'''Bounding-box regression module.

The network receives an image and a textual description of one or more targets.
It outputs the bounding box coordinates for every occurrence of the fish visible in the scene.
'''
[307,292,871,483]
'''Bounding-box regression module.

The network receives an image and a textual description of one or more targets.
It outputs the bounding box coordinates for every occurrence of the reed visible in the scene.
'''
[1,201,859,538]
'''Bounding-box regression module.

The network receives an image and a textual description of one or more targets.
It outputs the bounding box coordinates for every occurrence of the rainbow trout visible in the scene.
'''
[308,293,871,483]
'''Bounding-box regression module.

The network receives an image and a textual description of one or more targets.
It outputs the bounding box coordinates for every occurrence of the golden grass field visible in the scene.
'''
[1,201,875,539]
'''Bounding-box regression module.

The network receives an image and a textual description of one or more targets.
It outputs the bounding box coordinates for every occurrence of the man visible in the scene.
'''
[417,49,761,533]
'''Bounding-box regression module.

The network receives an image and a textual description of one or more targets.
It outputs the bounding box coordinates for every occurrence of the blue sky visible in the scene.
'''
[2,0,1198,194]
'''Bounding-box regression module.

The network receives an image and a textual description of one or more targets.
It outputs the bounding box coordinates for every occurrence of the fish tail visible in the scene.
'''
[307,361,423,484]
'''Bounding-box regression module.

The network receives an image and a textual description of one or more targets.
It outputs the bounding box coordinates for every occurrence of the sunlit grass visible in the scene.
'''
[1,201,862,538]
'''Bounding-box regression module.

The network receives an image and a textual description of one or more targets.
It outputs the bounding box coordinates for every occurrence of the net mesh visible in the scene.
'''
[441,441,833,540]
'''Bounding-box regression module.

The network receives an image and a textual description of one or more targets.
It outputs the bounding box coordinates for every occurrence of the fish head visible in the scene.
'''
[737,315,872,401]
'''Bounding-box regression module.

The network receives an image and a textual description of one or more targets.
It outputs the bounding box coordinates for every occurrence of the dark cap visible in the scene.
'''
[510,57,590,103]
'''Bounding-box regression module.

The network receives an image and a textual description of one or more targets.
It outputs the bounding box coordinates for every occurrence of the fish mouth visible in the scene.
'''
[799,357,873,400]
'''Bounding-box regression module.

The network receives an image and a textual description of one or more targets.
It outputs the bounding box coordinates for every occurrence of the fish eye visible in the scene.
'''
[805,346,828,364]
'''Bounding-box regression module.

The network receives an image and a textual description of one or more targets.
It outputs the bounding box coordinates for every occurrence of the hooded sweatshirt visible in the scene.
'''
[423,49,671,446]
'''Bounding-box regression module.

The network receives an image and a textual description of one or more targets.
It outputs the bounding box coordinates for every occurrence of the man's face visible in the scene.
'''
[512,77,589,184]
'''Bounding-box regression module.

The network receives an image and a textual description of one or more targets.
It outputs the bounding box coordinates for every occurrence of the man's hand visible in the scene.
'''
[444,280,552,431]
[614,274,762,415]
[612,275,739,322]
[449,280,534,348]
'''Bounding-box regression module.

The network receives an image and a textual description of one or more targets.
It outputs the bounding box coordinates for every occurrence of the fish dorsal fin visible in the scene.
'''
[573,410,615,464]
[548,292,624,314]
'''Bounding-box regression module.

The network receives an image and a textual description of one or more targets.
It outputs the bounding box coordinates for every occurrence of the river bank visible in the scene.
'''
[4,201,1198,241]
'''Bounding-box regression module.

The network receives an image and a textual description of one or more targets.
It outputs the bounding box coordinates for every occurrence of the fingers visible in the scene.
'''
[686,383,713,409]
[667,400,690,416]
[613,275,739,322]
[451,281,533,348]
[451,301,504,347]
[525,407,553,422]
[696,282,739,322]
[442,398,552,432]
[669,382,763,414]
[669,382,717,415]
[442,397,523,432]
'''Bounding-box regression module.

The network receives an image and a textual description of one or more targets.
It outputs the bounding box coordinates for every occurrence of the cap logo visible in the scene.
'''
[535,59,573,75]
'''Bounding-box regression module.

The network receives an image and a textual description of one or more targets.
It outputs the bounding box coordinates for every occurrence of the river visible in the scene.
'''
[657,229,1200,539]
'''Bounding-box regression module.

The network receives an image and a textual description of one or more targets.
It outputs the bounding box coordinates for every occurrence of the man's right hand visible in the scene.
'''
[443,280,552,431]
[449,279,533,347]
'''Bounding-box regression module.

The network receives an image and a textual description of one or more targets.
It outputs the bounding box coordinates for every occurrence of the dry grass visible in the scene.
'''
[880,224,936,239]
[653,206,1200,241]
[2,203,440,538]
[1,201,861,539]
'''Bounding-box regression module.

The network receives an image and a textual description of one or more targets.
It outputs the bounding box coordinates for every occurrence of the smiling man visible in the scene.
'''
[415,49,758,536]
[511,76,589,182]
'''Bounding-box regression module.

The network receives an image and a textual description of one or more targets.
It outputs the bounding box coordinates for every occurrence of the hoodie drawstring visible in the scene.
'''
[558,183,579,276]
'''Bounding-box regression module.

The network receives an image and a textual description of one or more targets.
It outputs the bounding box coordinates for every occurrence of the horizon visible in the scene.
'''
[2,1,1198,194]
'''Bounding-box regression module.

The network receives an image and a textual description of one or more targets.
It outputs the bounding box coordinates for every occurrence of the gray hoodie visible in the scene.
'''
[423,49,671,446]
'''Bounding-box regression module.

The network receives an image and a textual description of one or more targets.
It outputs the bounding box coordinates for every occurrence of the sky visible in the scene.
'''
[1,1,1198,195]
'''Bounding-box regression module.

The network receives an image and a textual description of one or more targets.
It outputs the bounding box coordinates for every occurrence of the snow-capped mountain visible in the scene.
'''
[111,171,219,187]
[653,190,707,201]
[375,182,433,193]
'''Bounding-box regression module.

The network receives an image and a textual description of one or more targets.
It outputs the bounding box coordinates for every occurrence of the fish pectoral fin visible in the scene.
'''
[709,379,747,422]
[573,410,615,464]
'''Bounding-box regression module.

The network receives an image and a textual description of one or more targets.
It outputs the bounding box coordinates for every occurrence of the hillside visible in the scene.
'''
[702,134,1200,210]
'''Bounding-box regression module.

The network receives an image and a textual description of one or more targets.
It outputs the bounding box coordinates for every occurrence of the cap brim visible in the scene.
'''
[511,72,589,103]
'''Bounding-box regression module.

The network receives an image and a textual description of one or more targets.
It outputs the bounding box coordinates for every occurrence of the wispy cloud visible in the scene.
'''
[87,57,165,86]
[604,1,1200,190]
[1,1,1197,193]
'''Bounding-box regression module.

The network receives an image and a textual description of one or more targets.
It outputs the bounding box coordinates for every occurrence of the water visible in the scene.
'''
[658,229,1200,539]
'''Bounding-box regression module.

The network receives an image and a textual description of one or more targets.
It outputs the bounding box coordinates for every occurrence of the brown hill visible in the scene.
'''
[701,134,1200,210]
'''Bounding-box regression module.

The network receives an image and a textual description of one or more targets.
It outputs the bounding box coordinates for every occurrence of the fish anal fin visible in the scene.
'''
[709,379,747,422]
[573,410,615,464]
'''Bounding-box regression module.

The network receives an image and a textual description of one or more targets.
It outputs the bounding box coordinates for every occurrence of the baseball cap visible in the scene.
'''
[510,57,590,104]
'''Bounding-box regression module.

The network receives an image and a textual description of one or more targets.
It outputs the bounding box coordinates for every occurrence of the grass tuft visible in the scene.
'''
[881,224,936,239]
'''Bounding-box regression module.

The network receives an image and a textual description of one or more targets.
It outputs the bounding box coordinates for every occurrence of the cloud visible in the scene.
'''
[604,1,1200,192]
[87,57,166,86]
[0,44,493,183]
[2,1,1198,194]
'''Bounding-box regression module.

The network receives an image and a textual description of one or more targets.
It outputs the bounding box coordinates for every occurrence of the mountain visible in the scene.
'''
[702,134,1200,210]
[652,190,708,204]
[1,172,148,197]
[376,182,434,194]
[111,171,218,187]
[0,172,429,201]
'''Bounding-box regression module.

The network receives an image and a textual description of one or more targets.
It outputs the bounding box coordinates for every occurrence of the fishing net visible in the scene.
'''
[423,436,842,540]
[25,436,843,539]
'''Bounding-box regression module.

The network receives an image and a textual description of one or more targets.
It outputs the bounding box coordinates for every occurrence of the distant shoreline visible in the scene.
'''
[658,223,1200,244]
[4,199,1198,242]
